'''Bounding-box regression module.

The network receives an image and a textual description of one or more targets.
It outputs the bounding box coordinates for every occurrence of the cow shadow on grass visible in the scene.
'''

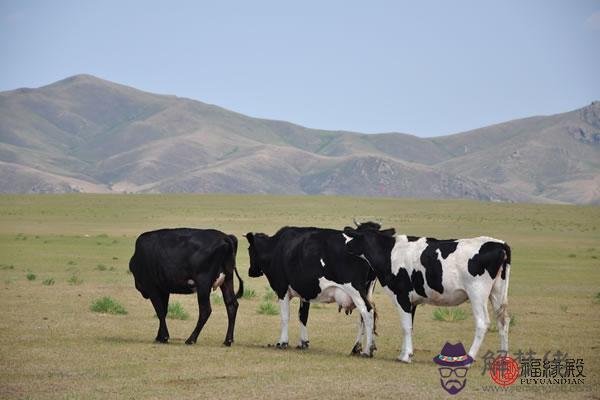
[233,341,424,364]
[99,335,225,346]
[98,336,437,365]
[99,335,200,345]
[100,335,152,345]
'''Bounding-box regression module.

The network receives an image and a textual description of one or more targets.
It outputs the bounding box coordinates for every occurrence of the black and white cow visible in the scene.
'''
[343,224,511,363]
[129,228,244,346]
[245,224,389,357]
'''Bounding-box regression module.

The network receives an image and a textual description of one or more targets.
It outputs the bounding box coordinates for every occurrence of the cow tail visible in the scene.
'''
[367,280,378,336]
[227,235,244,299]
[501,243,512,307]
[234,266,244,299]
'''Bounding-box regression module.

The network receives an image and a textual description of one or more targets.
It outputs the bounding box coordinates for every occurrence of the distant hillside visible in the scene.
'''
[0,74,598,204]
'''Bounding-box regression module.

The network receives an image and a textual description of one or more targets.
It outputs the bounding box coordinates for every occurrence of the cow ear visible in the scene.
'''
[343,227,359,237]
[245,232,254,244]
[381,228,396,236]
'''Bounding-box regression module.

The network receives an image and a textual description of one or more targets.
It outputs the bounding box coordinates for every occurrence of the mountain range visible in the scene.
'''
[0,74,598,204]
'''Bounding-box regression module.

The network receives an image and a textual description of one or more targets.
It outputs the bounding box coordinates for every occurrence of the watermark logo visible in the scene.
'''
[489,355,520,386]
[433,342,473,395]
[480,349,588,393]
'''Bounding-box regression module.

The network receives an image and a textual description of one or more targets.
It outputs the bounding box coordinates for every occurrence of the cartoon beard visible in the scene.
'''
[441,378,466,395]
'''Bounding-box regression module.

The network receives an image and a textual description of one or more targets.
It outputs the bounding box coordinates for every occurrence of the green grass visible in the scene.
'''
[432,307,467,322]
[42,277,55,286]
[257,301,279,315]
[263,287,277,302]
[25,272,36,281]
[211,293,224,304]
[67,273,83,285]
[90,296,128,315]
[0,194,599,399]
[242,288,257,299]
[560,304,568,313]
[95,263,107,271]
[165,302,190,320]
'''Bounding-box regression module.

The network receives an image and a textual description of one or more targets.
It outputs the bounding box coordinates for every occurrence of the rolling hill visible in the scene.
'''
[0,74,598,204]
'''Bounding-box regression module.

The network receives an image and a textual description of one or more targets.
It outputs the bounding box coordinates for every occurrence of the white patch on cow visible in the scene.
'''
[342,233,352,243]
[278,293,291,344]
[390,235,428,277]
[211,273,225,290]
[299,322,308,343]
[319,258,325,267]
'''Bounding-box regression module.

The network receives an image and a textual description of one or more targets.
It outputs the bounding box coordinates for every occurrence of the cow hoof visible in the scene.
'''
[359,352,373,358]
[185,339,196,345]
[223,339,233,347]
[276,342,289,349]
[350,343,362,355]
[396,355,412,363]
[296,340,309,350]
[155,337,169,344]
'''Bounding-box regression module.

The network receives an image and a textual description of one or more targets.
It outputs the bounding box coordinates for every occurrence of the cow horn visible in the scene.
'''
[353,218,359,227]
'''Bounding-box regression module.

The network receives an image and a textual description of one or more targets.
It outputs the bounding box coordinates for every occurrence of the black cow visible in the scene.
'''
[129,228,244,346]
[245,223,390,357]
[343,223,512,363]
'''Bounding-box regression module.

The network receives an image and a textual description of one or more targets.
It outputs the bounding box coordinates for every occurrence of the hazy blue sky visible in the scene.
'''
[1,1,599,136]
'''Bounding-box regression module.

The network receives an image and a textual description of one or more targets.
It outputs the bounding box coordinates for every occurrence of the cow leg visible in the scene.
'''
[351,316,364,355]
[352,282,378,355]
[276,293,290,349]
[490,266,511,353]
[297,300,310,349]
[220,276,239,346]
[397,309,414,362]
[186,289,212,345]
[409,305,417,356]
[344,287,375,357]
[150,291,170,343]
[467,289,491,359]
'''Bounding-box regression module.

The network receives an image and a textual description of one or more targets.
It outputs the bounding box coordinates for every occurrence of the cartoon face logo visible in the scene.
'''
[433,342,474,395]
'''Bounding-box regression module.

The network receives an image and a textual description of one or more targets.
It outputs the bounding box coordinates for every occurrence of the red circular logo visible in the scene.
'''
[489,356,520,386]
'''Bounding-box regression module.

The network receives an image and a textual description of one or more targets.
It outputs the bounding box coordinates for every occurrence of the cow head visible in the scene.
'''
[245,232,271,278]
[344,224,396,278]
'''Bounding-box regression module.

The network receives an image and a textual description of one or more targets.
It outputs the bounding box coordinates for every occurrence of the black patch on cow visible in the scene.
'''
[419,241,457,294]
[410,270,427,298]
[467,242,506,279]
[407,236,443,243]
[356,221,381,231]
[501,243,511,280]
[437,241,458,258]
[389,268,413,313]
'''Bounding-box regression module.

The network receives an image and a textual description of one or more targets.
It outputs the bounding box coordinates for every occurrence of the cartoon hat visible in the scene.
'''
[433,342,474,366]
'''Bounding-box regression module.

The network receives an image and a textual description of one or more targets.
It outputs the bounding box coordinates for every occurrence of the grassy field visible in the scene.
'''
[0,194,599,399]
